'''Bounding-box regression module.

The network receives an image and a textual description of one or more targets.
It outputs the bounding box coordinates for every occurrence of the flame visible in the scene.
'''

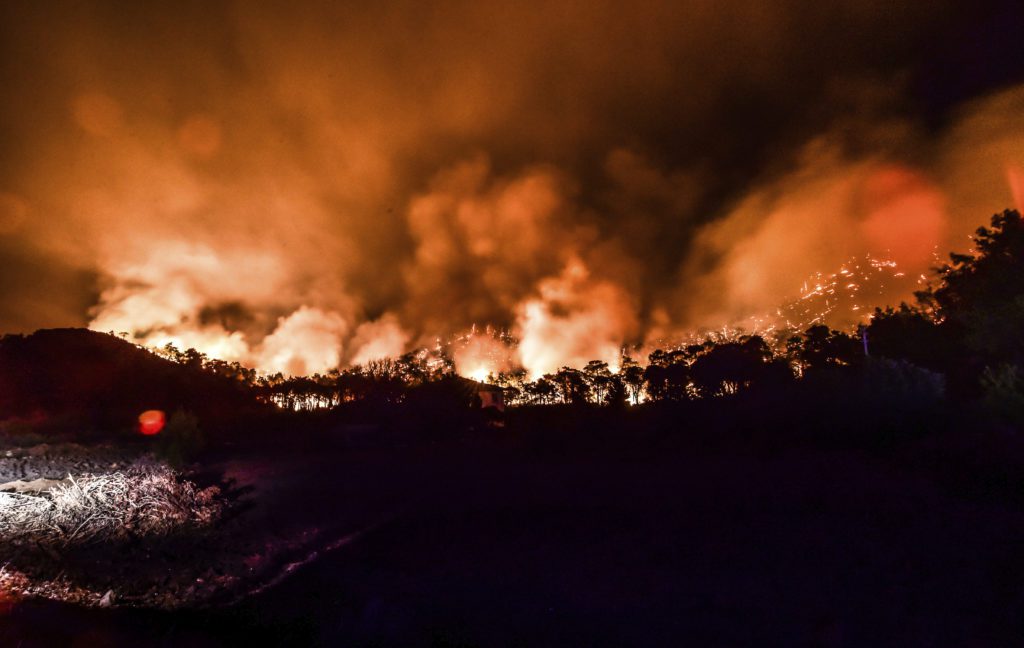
[515,258,637,379]
[453,328,515,381]
[147,330,250,364]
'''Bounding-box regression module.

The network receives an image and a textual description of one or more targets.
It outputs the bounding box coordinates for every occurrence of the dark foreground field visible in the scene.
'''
[2,418,1022,647]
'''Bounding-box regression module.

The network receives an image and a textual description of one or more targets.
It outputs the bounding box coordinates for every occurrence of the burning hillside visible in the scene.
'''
[0,2,1022,379]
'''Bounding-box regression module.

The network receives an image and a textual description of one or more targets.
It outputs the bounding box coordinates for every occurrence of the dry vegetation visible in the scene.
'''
[0,446,360,610]
[0,457,230,608]
[0,460,223,550]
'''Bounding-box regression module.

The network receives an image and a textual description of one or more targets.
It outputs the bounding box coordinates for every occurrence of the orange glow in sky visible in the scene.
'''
[860,166,947,268]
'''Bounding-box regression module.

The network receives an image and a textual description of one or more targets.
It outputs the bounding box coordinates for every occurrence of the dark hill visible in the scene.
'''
[0,328,259,430]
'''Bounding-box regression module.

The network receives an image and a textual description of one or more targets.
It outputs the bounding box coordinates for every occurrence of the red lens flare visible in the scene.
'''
[138,409,166,435]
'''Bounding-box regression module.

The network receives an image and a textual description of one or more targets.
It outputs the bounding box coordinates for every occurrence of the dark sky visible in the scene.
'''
[2,0,1023,375]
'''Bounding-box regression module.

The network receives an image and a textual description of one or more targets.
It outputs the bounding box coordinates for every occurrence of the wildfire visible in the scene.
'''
[771,253,936,332]
[515,258,637,379]
[452,327,515,382]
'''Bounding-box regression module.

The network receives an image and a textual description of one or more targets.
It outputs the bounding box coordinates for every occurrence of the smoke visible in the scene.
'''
[678,143,939,330]
[936,86,1024,222]
[348,314,411,366]
[1,1,1023,374]
[256,307,349,377]
[401,156,578,333]
[515,258,637,378]
[677,84,1024,335]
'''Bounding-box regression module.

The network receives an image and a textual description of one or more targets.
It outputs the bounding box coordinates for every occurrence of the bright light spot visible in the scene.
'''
[138,410,166,435]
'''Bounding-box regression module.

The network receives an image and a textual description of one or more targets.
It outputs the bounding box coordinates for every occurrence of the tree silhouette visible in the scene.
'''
[619,356,646,404]
[554,367,589,405]
[865,304,960,373]
[583,360,612,404]
[527,376,557,405]
[791,325,861,374]
[643,350,671,402]
[689,335,778,396]
[918,209,1024,368]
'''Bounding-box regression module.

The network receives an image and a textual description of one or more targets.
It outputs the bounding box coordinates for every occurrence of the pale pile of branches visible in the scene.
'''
[0,460,223,549]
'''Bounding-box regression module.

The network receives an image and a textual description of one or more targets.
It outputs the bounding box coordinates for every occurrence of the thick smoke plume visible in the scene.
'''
[1,1,1023,375]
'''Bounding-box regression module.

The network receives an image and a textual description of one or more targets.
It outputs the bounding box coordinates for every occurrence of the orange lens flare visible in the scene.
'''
[138,409,166,435]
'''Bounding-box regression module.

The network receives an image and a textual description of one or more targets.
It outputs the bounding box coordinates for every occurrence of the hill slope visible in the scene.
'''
[0,329,258,429]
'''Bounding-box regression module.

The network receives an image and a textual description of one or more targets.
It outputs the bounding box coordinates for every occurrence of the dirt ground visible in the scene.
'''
[2,432,1022,646]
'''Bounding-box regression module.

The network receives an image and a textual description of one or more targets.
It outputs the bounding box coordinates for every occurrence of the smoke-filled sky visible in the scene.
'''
[2,1,1024,376]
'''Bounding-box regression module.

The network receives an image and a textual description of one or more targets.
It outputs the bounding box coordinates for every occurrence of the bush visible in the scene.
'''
[981,364,1024,429]
[862,357,945,413]
[154,410,206,468]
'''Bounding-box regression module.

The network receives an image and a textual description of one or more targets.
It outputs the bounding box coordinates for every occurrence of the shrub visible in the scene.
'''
[981,364,1024,429]
[154,409,206,468]
[861,357,945,413]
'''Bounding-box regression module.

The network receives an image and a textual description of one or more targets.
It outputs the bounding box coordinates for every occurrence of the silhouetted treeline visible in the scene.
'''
[4,210,1024,439]
[123,210,1024,429]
